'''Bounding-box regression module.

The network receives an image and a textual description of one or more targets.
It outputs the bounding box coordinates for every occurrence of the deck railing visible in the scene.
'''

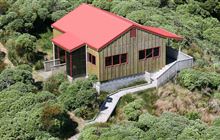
[44,59,66,72]
[155,51,193,87]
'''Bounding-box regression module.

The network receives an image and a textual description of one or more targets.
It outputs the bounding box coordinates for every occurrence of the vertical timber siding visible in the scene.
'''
[99,29,167,81]
[87,47,100,80]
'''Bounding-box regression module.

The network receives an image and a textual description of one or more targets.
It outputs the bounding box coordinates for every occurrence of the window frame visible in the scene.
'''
[87,53,96,65]
[152,47,160,58]
[138,46,160,61]
[105,53,128,67]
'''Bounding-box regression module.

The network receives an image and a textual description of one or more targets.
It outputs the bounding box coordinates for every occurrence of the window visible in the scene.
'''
[130,28,136,37]
[92,55,96,65]
[105,56,112,66]
[153,47,160,57]
[88,53,92,62]
[88,53,96,65]
[146,48,153,58]
[105,53,128,66]
[139,50,145,60]
[113,55,120,65]
[138,47,160,60]
[121,53,127,63]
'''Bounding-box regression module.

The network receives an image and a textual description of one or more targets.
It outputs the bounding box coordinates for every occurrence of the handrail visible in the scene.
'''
[44,59,60,63]
[156,52,193,86]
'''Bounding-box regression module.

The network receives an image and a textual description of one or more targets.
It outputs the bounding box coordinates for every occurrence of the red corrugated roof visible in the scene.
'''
[52,3,183,52]
[140,26,183,40]
[52,32,85,52]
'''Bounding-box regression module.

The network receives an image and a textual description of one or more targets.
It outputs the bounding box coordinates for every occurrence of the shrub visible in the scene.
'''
[41,104,78,138]
[43,73,66,95]
[213,117,220,127]
[185,111,200,120]
[138,113,158,131]
[178,69,220,91]
[123,99,144,121]
[58,76,99,120]
[4,82,37,93]
[0,67,34,91]
[17,64,32,72]
[35,60,44,70]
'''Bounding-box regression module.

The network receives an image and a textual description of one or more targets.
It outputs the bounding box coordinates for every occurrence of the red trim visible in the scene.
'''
[70,53,73,77]
[97,26,134,52]
[152,47,160,58]
[138,47,161,61]
[105,53,128,67]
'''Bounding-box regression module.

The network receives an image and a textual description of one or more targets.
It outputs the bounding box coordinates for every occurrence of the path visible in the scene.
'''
[69,81,157,140]
[0,42,14,67]
[93,81,157,123]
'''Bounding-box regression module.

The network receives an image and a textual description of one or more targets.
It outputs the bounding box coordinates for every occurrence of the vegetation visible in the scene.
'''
[0,66,102,139]
[0,51,6,73]
[178,69,220,92]
[79,112,220,140]
[0,0,220,139]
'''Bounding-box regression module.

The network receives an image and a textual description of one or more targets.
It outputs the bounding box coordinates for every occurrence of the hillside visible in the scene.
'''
[0,0,220,139]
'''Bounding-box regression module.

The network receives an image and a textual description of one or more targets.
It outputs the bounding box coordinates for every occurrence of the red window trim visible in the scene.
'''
[105,53,128,67]
[138,46,161,61]
[152,47,160,58]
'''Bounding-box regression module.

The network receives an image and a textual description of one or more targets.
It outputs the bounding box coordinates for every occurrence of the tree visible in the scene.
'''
[0,67,34,91]
[6,33,37,65]
[41,104,78,138]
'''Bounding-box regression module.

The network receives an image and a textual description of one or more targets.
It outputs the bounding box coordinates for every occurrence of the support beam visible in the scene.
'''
[85,44,88,78]
[52,42,55,66]
[70,53,73,77]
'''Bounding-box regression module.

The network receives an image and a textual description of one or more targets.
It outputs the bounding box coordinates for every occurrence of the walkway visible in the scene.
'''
[69,81,157,140]
[93,81,157,123]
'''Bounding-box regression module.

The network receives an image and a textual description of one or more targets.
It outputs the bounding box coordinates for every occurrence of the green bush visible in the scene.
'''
[0,67,34,91]
[35,60,44,70]
[17,64,32,72]
[4,82,37,93]
[185,111,200,120]
[43,73,66,95]
[123,99,144,121]
[41,103,77,138]
[58,76,99,120]
[137,112,158,130]
[178,69,220,91]
[213,117,220,127]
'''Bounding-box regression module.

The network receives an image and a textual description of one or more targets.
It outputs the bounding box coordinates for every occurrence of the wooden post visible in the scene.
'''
[85,44,88,78]
[70,53,73,77]
[52,42,55,66]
